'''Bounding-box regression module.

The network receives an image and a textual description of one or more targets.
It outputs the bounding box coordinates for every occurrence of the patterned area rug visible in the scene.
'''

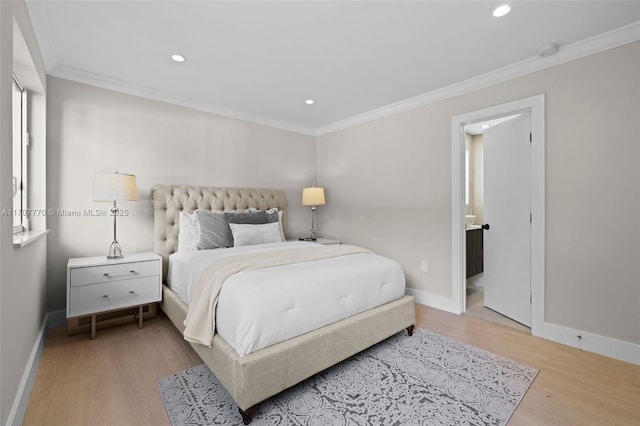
[158,328,538,425]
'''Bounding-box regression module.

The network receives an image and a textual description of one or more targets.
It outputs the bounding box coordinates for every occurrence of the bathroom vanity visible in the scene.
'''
[466,226,484,278]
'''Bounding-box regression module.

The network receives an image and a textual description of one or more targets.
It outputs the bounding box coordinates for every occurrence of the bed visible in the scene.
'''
[151,184,416,424]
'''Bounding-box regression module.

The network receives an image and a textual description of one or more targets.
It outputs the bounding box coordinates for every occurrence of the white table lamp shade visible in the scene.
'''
[302,187,325,240]
[93,172,138,259]
[302,187,325,206]
[94,173,138,201]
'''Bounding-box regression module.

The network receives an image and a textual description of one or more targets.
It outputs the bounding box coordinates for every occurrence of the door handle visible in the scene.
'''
[481,224,490,230]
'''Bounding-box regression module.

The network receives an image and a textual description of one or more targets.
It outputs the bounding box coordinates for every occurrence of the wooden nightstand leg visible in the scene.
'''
[138,305,143,329]
[90,315,96,339]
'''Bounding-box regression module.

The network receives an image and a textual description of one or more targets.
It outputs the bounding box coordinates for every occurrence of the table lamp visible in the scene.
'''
[301,186,325,240]
[93,172,138,259]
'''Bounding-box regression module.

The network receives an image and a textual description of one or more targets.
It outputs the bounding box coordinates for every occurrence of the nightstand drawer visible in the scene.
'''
[70,260,160,287]
[68,276,161,318]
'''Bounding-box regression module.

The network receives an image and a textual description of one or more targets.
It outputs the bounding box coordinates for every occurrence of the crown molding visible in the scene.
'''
[315,21,640,137]
[48,64,317,137]
[24,0,58,72]
[27,0,639,140]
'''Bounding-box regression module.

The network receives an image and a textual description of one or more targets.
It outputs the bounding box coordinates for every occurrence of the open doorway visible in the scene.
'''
[463,114,531,333]
[450,95,545,336]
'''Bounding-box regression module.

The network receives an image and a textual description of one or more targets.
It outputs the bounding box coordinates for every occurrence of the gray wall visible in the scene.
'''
[0,1,48,424]
[46,77,317,312]
[317,42,640,345]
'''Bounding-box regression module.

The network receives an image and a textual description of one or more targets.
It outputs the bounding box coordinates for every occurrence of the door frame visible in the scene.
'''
[450,94,545,334]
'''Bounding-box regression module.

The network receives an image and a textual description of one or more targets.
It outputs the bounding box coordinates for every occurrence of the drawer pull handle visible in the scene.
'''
[129,291,135,295]
[102,295,109,299]
[103,270,136,278]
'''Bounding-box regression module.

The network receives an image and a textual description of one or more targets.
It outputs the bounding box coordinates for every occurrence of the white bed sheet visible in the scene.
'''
[167,241,405,355]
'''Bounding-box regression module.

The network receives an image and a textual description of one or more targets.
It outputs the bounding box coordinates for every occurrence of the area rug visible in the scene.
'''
[158,328,538,425]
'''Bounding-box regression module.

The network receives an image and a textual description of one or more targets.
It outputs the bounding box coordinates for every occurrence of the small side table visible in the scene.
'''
[66,252,162,339]
[299,237,341,246]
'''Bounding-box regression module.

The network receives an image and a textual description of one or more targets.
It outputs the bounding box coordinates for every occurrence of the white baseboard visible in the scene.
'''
[405,288,458,314]
[5,310,66,426]
[534,321,640,366]
[407,288,639,366]
[5,314,46,425]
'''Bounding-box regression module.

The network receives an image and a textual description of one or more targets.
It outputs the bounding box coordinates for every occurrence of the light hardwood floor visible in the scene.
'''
[464,285,531,334]
[24,304,640,425]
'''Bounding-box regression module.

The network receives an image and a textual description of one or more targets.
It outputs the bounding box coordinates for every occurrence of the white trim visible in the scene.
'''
[316,22,639,136]
[48,64,317,137]
[13,229,49,248]
[534,322,640,366]
[23,0,58,72]
[529,98,546,333]
[5,312,51,426]
[407,288,640,365]
[28,2,639,139]
[446,95,640,366]
[405,288,457,315]
[450,94,545,328]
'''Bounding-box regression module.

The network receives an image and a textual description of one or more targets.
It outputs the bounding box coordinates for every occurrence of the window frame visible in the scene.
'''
[12,74,29,234]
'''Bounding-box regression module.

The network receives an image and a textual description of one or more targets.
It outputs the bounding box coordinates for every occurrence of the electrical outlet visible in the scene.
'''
[420,260,428,272]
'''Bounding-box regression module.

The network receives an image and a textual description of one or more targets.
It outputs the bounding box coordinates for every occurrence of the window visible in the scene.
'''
[12,75,28,234]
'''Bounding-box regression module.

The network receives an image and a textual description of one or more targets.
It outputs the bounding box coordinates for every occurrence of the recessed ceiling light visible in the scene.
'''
[171,54,185,62]
[305,99,315,105]
[492,4,511,17]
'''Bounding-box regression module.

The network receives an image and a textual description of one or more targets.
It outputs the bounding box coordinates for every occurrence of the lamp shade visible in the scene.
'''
[94,172,138,201]
[302,187,325,206]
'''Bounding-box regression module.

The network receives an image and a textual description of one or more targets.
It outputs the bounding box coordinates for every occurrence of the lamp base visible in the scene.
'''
[307,206,318,241]
[107,240,123,259]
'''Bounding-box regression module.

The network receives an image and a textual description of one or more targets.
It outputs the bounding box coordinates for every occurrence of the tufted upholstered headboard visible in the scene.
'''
[150,184,287,281]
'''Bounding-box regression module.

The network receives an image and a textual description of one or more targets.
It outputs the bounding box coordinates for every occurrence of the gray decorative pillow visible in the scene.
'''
[224,210,267,224]
[196,211,232,249]
[224,211,267,245]
[265,209,279,224]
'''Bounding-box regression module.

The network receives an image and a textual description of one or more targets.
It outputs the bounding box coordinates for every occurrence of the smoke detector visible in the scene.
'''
[537,43,559,58]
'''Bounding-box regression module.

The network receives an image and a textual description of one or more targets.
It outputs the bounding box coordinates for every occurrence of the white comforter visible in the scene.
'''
[168,241,405,355]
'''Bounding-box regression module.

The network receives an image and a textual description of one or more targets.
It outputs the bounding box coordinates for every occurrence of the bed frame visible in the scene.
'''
[151,184,416,424]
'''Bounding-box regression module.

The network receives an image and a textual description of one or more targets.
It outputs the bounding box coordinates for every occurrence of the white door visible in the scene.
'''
[483,113,531,327]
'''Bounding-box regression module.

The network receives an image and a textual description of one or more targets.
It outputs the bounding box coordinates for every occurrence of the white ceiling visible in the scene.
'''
[25,1,640,135]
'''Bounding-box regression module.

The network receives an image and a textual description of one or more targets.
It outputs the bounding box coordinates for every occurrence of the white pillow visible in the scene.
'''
[277,210,286,241]
[229,222,283,246]
[268,209,286,241]
[245,207,286,241]
[178,211,200,251]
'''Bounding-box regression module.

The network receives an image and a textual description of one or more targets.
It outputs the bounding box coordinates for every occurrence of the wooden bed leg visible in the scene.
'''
[406,325,415,336]
[239,406,257,425]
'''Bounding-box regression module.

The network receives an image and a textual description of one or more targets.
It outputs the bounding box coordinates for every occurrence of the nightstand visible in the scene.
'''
[66,252,162,339]
[299,237,341,246]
